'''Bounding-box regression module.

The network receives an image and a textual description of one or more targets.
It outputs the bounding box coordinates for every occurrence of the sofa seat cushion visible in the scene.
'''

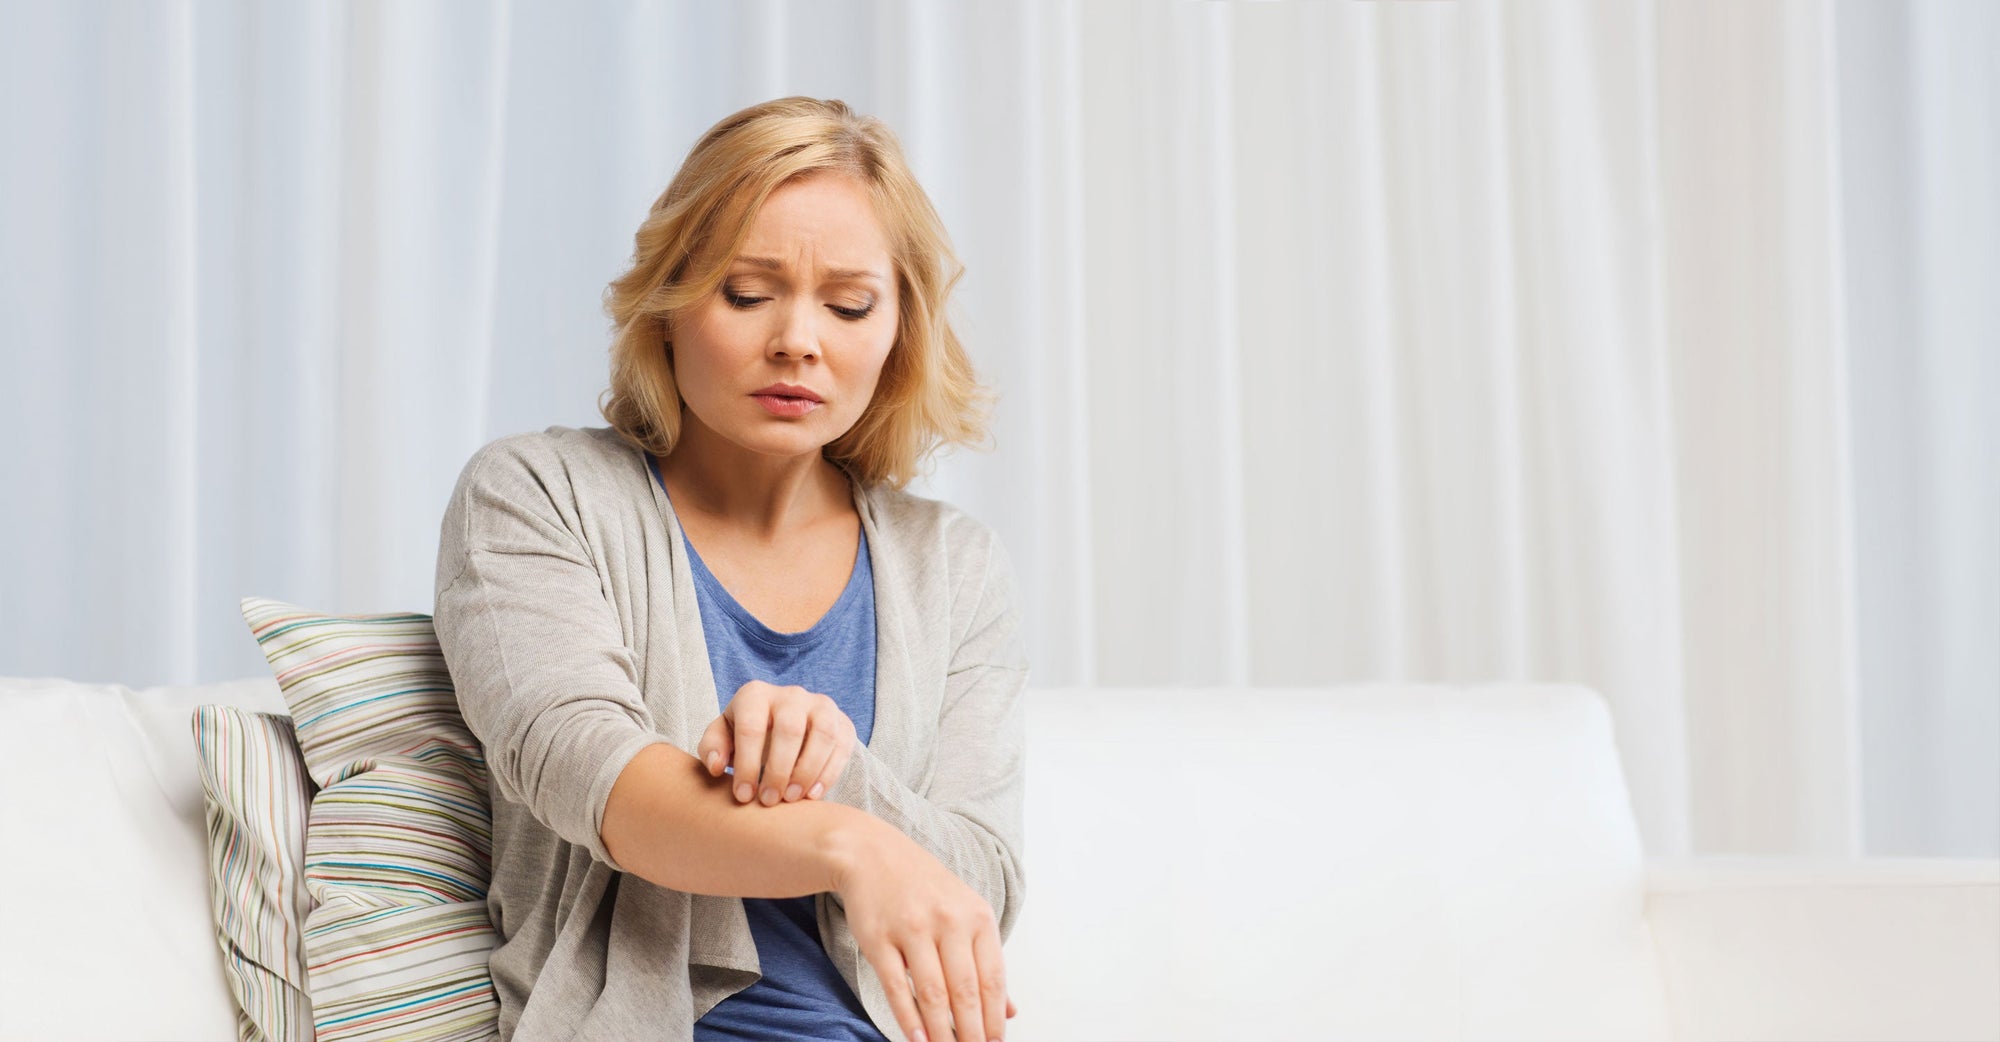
[0,675,283,1041]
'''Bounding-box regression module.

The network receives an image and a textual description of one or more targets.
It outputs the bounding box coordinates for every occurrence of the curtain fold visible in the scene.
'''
[1,0,1991,858]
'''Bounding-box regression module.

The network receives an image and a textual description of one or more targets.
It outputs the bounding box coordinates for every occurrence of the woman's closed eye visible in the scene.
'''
[723,286,874,321]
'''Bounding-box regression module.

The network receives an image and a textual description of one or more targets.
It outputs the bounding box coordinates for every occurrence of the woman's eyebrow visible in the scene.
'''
[734,255,885,283]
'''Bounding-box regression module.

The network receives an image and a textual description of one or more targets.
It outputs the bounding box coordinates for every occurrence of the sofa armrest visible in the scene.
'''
[1643,856,2000,1042]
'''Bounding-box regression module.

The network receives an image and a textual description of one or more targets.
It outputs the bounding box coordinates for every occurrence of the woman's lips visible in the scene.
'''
[752,394,821,418]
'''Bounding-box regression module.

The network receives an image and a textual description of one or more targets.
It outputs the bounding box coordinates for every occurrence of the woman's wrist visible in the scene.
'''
[819,805,901,895]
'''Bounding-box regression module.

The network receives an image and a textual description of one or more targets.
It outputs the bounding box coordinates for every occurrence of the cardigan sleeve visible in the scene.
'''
[822,523,1030,941]
[432,437,668,875]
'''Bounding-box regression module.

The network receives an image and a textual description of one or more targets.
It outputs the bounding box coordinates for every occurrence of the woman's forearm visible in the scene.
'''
[600,741,887,898]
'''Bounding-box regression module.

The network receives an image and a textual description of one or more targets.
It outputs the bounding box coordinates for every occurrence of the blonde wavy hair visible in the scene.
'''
[597,96,996,491]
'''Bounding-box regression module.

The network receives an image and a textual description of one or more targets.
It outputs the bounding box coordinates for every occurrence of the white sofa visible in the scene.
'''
[1,674,1994,1042]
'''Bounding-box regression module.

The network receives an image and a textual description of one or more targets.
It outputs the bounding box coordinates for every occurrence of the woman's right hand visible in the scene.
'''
[833,821,1017,1042]
[698,679,858,806]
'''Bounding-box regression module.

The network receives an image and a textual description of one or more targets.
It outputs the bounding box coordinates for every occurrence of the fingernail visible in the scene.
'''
[736,783,752,802]
[809,782,824,799]
[761,787,778,805]
[706,752,720,773]
[912,1032,927,1042]
[785,784,802,801]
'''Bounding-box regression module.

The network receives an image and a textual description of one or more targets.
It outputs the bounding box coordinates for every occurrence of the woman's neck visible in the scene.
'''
[654,432,852,543]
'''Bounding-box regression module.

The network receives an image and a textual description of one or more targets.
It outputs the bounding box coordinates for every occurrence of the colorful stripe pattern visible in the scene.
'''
[190,704,319,1042]
[239,596,501,1042]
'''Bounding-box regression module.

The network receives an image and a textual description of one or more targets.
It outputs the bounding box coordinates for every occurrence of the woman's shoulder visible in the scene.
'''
[465,423,636,467]
[450,425,645,499]
[860,481,1010,578]
[863,482,1023,657]
[438,427,650,554]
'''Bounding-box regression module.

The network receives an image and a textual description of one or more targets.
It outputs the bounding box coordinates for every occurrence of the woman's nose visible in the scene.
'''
[769,298,820,361]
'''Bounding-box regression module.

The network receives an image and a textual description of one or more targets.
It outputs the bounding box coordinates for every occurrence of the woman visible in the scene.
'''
[432,97,1027,1042]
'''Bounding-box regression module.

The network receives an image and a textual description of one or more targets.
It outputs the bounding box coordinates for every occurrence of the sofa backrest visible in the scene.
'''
[0,675,1675,1042]
[1005,683,1674,1042]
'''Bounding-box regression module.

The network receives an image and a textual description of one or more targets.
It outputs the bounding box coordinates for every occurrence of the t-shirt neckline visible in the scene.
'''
[645,452,869,647]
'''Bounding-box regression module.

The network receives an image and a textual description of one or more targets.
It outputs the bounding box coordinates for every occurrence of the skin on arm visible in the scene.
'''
[600,740,891,898]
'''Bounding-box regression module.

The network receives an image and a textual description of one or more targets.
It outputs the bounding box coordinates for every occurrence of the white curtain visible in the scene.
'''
[1,0,1991,860]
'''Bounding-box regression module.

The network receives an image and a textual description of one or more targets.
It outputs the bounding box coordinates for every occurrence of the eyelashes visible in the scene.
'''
[722,286,875,321]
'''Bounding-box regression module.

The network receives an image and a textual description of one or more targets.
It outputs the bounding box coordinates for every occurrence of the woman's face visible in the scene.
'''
[669,172,900,463]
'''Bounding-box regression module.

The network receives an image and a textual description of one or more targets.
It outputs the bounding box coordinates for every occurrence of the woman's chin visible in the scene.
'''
[725,428,829,461]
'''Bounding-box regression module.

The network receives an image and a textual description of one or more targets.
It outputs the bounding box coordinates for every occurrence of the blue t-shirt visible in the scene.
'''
[647,455,888,1042]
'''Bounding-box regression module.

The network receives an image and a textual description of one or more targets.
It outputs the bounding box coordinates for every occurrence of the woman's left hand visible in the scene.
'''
[697,679,859,806]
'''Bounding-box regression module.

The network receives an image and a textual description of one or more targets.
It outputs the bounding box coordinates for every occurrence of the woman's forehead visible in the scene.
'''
[729,253,888,286]
[735,177,890,260]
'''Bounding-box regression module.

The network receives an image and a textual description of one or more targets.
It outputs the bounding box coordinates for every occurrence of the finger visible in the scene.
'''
[901,937,956,1042]
[787,701,840,801]
[697,715,733,777]
[971,915,1008,1040]
[862,940,926,1042]
[936,924,989,1042]
[757,693,811,806]
[817,728,857,799]
[729,689,768,804]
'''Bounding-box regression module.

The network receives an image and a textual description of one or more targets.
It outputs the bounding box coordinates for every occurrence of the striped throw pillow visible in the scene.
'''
[190,704,318,1042]
[239,596,500,1042]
